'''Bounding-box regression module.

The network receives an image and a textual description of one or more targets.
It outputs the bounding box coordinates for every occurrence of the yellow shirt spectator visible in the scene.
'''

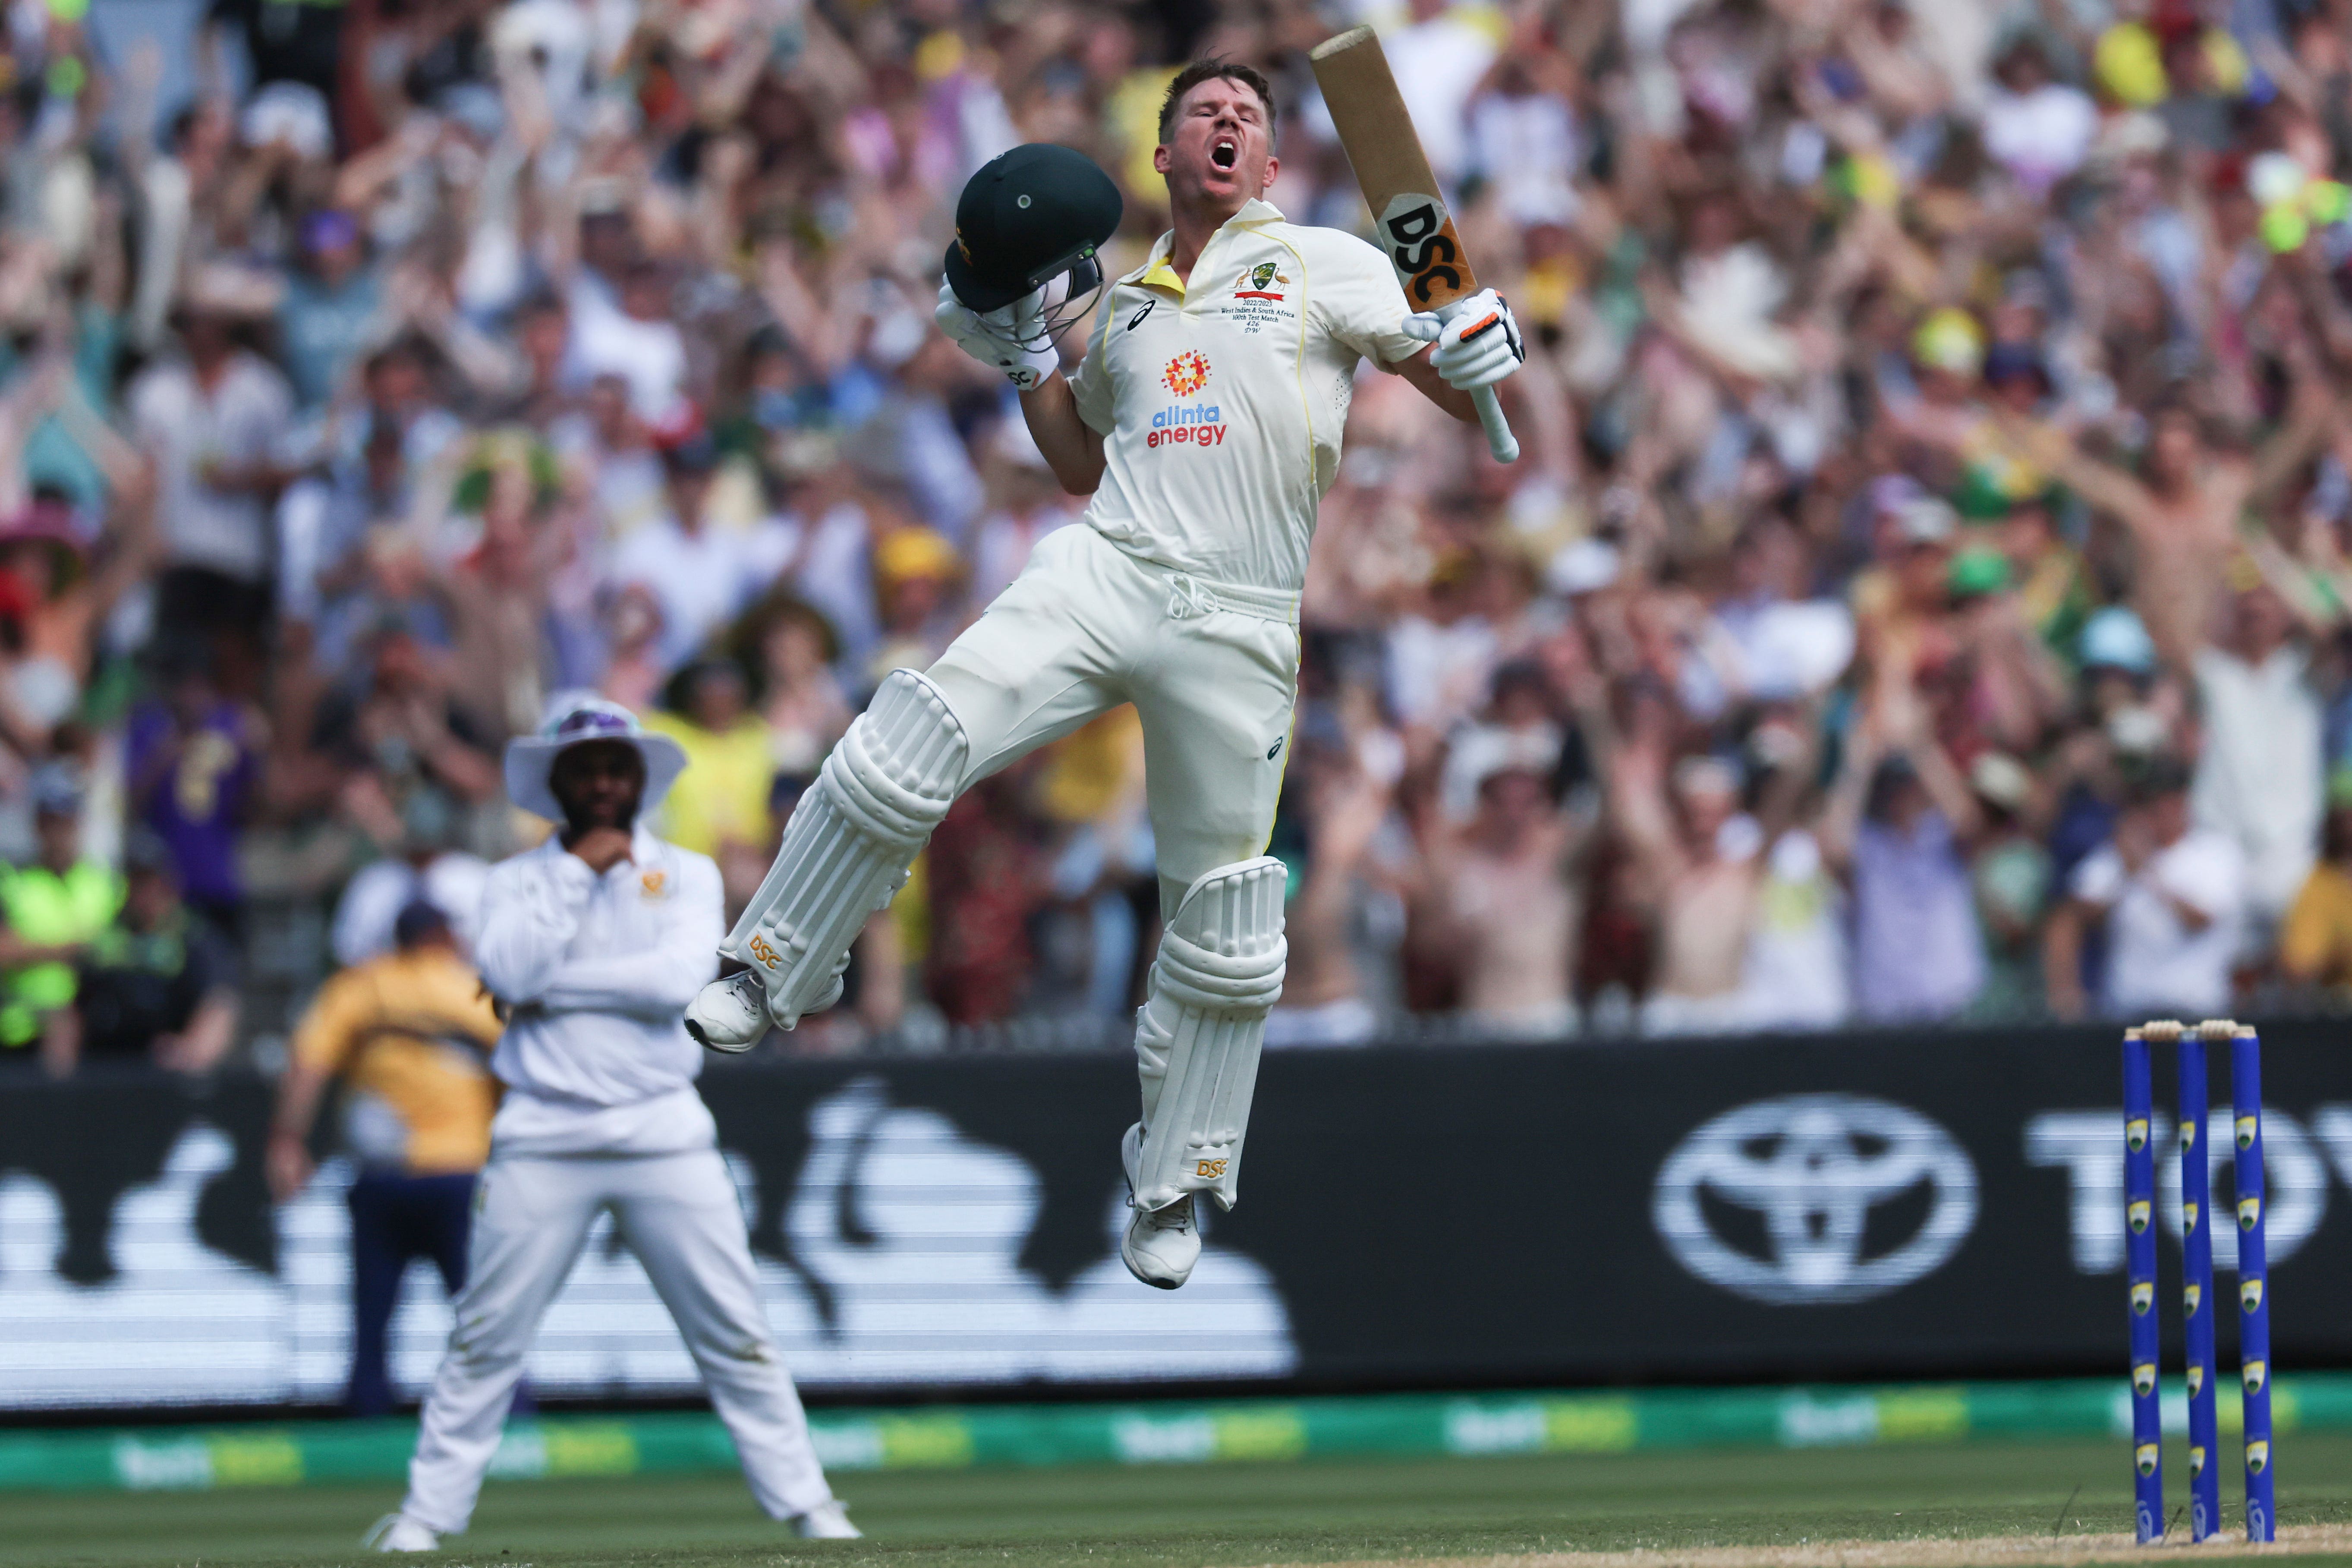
[2280,856,2352,995]
[287,940,503,1175]
[647,712,775,856]
[646,660,776,858]
[1106,66,1182,198]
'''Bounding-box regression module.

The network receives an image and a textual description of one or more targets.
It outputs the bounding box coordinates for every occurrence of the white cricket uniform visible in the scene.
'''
[927,197,1423,912]
[399,827,838,1536]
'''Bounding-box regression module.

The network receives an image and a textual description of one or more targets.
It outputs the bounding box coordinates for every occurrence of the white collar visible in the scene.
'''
[1121,198,1290,288]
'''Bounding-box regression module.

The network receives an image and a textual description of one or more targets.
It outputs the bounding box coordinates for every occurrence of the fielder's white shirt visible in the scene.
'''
[1067,198,1423,594]
[475,825,724,1157]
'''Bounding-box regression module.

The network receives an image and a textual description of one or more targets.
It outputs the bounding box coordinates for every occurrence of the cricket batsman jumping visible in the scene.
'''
[686,58,1523,1289]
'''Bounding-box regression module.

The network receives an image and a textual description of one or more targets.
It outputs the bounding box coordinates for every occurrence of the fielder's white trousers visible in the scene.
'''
[928,524,1300,917]
[400,1148,834,1534]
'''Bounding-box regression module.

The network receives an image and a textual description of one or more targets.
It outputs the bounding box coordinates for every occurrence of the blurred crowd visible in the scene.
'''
[10,0,2352,1068]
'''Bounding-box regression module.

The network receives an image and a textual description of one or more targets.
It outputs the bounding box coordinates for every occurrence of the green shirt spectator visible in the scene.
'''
[0,768,122,1049]
[51,831,239,1075]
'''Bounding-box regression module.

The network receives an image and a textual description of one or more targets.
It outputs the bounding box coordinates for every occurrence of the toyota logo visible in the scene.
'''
[1653,1094,1979,1305]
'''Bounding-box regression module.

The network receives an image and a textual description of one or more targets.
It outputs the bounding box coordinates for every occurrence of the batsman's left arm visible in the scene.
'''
[1392,346,1477,423]
[1328,246,1520,432]
[1401,287,1525,420]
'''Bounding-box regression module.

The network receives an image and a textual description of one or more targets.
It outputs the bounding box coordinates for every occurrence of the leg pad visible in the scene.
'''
[1130,856,1286,1211]
[725,669,968,1027]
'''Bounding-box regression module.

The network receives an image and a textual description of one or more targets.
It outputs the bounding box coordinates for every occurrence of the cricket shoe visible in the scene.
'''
[793,1500,862,1539]
[1119,1123,1200,1289]
[362,1512,440,1552]
[686,970,769,1052]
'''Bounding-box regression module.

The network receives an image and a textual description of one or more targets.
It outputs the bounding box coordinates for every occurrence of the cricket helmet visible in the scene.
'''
[944,144,1122,318]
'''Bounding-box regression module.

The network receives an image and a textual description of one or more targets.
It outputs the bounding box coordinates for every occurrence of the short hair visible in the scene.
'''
[1157,59,1278,147]
[394,900,453,950]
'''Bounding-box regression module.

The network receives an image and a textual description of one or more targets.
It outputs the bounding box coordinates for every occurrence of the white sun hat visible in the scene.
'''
[503,693,688,822]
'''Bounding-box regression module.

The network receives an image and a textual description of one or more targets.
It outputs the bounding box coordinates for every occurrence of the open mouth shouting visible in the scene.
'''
[1211,136,1238,170]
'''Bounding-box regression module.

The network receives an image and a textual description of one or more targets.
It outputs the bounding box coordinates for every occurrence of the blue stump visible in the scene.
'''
[2180,1028,2220,1542]
[2124,1026,2163,1543]
[2232,1027,2275,1544]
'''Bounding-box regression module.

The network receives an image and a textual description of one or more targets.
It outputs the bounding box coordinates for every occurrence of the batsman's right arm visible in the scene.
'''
[1019,372,1106,495]
[935,278,1105,494]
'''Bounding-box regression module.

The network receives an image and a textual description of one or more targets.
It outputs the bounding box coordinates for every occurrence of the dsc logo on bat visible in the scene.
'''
[1378,193,1466,305]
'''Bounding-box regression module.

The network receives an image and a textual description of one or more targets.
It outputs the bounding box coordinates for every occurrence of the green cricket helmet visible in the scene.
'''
[944,144,1122,331]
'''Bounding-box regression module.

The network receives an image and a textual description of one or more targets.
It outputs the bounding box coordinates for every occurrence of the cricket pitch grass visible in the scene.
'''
[9,1432,2352,1568]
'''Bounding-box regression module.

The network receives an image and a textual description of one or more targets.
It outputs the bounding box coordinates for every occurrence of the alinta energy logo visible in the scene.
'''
[1150,350,1226,450]
[1162,350,1210,396]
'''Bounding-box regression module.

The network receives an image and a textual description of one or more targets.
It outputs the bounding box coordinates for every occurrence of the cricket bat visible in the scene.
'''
[1309,25,1520,463]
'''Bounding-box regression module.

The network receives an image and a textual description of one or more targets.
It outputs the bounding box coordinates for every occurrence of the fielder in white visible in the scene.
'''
[367,699,856,1553]
[688,60,1522,1289]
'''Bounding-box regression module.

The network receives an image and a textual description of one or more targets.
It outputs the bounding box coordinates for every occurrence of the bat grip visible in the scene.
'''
[1471,385,1518,464]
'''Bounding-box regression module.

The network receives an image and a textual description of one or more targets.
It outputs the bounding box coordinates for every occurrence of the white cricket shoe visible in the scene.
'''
[362,1512,440,1552]
[1120,1123,1200,1289]
[793,1500,862,1538]
[1122,1193,1200,1289]
[686,970,769,1052]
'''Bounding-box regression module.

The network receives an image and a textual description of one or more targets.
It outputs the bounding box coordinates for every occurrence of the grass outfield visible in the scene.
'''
[9,1433,2352,1568]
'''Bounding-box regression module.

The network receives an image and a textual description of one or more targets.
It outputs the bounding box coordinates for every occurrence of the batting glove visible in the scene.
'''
[935,281,1061,391]
[1402,288,1524,392]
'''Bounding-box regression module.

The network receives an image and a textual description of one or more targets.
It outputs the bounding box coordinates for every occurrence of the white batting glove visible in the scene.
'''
[935,281,1061,391]
[1402,288,1525,391]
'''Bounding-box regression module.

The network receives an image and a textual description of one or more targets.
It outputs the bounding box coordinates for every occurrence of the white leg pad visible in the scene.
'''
[1130,856,1286,1212]
[726,669,968,1027]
